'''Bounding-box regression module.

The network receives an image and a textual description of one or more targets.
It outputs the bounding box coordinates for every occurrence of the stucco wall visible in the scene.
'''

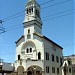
[43,38,63,75]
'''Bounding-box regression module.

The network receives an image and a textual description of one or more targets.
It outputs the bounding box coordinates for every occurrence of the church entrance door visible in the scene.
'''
[27,65,42,75]
[17,66,24,75]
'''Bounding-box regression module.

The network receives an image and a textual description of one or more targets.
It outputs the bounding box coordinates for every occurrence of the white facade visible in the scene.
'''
[15,0,63,75]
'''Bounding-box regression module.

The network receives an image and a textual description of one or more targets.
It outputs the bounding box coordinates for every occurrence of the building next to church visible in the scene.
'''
[62,57,72,75]
[62,55,75,75]
[0,58,14,75]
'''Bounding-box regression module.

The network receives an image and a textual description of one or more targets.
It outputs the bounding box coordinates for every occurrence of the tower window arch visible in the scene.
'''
[27,29,31,39]
[27,9,28,14]
[36,9,40,17]
[29,8,31,13]
[38,52,41,60]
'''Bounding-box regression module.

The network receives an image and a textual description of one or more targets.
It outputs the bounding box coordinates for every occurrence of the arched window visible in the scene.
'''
[38,52,41,60]
[28,29,30,34]
[29,9,31,13]
[27,9,28,14]
[30,48,32,52]
[18,55,20,60]
[26,48,32,53]
[27,48,29,53]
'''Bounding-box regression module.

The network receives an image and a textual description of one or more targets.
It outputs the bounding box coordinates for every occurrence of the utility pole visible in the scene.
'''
[0,20,5,34]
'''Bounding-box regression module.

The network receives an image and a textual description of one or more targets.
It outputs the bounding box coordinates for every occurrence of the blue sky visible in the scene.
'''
[0,0,74,62]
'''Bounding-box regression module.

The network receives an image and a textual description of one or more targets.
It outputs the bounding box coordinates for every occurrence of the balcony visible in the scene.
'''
[26,59,44,69]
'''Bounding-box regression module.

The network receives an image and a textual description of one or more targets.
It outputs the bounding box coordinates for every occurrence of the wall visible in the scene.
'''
[43,38,63,75]
[0,62,14,71]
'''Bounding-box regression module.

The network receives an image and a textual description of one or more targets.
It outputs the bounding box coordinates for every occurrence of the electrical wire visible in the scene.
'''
[1,8,74,34]
[1,0,71,22]
[41,0,71,9]
[0,0,74,61]
[1,0,54,21]
[40,0,54,6]
[42,9,74,19]
[43,12,74,21]
[4,14,25,21]
[4,8,74,22]
[2,12,73,34]
[5,25,23,32]
[2,11,25,21]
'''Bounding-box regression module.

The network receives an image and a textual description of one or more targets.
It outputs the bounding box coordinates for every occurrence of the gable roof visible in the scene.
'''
[15,33,63,49]
[15,35,24,44]
[33,32,63,49]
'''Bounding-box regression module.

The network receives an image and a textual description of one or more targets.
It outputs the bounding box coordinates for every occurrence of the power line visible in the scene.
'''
[4,8,74,22]
[42,9,74,19]
[40,0,54,6]
[1,0,54,21]
[5,25,23,32]
[4,14,25,22]
[3,12,74,34]
[0,0,73,34]
[2,8,74,33]
[41,0,71,9]
[43,12,74,21]
[1,0,71,22]
[5,23,22,29]
[2,11,25,21]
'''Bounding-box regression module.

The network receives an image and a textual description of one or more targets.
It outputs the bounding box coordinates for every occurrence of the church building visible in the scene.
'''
[14,0,63,75]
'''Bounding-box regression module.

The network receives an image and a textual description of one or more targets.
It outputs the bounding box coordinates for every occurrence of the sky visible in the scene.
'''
[0,0,74,63]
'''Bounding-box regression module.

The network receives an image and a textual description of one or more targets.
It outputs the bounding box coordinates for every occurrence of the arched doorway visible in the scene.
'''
[17,66,24,75]
[27,65,42,75]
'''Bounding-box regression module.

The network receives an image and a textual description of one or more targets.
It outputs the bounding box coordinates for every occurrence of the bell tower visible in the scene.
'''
[23,0,42,37]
